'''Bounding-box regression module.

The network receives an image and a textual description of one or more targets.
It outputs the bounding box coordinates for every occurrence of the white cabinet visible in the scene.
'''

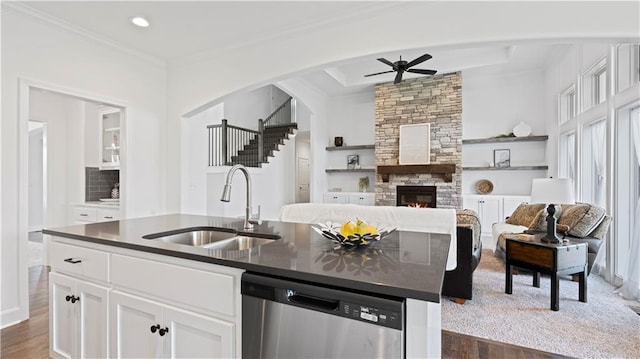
[463,196,502,237]
[348,193,375,206]
[323,192,375,206]
[73,204,120,224]
[50,272,109,359]
[98,106,121,170]
[323,192,349,204]
[110,291,235,359]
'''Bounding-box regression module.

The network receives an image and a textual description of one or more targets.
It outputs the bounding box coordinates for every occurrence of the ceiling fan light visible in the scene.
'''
[130,16,150,28]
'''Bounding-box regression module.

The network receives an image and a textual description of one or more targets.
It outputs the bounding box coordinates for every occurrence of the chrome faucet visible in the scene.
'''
[220,164,260,230]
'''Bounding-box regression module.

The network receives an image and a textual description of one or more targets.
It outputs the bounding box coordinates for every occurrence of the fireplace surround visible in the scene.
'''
[396,185,437,208]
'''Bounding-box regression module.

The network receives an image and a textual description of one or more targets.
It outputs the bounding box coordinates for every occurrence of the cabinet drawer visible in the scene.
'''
[111,254,236,317]
[73,207,97,222]
[97,208,120,222]
[49,241,109,282]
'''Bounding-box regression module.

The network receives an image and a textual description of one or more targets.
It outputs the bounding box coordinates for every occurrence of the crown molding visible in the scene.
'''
[3,2,166,68]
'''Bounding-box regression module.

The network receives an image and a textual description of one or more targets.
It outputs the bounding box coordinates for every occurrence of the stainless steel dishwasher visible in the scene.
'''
[241,272,404,359]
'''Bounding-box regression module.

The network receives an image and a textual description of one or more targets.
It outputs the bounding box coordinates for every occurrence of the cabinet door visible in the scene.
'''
[462,197,481,213]
[479,197,502,235]
[77,281,109,359]
[110,291,163,359]
[50,273,76,359]
[163,306,235,359]
[323,192,348,204]
[349,193,375,206]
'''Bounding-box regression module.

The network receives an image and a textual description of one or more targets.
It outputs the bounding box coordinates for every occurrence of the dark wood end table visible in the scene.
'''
[504,235,588,311]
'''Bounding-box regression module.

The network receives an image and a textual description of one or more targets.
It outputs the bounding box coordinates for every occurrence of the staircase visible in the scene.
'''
[231,123,297,167]
[207,96,297,168]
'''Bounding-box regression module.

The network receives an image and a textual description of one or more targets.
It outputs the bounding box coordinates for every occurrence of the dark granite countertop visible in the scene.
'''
[43,214,450,303]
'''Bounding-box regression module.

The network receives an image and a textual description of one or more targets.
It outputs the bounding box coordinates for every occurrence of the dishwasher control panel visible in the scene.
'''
[342,302,402,330]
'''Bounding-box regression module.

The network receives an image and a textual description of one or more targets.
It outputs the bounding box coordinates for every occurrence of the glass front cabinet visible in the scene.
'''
[98,106,121,169]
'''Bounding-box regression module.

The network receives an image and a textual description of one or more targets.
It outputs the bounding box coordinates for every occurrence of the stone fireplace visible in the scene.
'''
[374,72,462,208]
[396,185,437,208]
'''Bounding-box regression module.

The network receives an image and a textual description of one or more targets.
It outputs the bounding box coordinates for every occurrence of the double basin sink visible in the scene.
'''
[143,227,279,251]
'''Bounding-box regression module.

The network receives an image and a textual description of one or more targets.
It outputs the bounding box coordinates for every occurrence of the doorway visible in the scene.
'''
[295,132,311,203]
[28,121,46,267]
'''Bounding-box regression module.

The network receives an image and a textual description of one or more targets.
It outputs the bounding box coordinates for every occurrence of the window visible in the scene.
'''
[582,119,607,208]
[615,106,639,278]
[594,68,607,105]
[559,85,576,124]
[583,58,607,110]
[559,131,576,183]
[617,43,640,93]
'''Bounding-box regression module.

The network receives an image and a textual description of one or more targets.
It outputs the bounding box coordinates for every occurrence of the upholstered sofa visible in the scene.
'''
[278,203,482,303]
[493,203,612,274]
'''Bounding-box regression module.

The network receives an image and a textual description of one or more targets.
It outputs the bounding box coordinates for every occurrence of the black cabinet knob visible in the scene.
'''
[70,295,79,303]
[65,295,72,302]
[150,324,160,333]
[159,327,169,336]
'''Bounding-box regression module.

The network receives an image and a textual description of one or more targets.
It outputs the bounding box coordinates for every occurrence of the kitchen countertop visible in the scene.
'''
[43,214,450,303]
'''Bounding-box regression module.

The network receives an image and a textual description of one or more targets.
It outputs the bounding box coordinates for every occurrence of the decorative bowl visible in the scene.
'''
[312,220,396,248]
[475,179,494,194]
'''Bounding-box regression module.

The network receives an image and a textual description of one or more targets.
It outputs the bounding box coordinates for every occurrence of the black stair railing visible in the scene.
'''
[207,96,296,167]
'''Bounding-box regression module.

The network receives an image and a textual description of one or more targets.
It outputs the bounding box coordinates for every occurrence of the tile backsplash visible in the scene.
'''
[85,167,119,201]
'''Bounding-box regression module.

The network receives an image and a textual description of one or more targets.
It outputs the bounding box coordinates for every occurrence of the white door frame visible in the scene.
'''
[16,78,127,323]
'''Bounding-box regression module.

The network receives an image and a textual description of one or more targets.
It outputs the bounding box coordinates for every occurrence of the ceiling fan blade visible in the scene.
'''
[405,53,432,69]
[407,68,438,75]
[394,70,404,84]
[364,70,395,77]
[377,58,397,70]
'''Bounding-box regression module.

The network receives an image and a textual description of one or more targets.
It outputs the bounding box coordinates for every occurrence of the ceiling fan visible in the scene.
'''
[364,53,437,84]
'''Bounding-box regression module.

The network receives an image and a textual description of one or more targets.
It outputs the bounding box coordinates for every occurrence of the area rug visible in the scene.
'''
[441,250,640,358]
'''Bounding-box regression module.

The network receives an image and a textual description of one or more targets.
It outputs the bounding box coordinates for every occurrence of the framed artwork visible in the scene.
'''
[494,149,511,168]
[399,123,430,165]
[347,154,359,169]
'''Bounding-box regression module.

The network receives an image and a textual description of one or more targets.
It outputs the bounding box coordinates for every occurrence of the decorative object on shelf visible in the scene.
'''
[399,123,430,164]
[111,182,120,199]
[358,177,370,192]
[334,136,343,147]
[513,122,532,137]
[347,154,359,169]
[494,149,511,168]
[475,179,494,194]
[530,178,575,243]
[312,219,396,248]
[492,132,515,138]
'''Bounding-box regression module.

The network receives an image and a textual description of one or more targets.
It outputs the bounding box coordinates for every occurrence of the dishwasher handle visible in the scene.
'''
[287,293,339,311]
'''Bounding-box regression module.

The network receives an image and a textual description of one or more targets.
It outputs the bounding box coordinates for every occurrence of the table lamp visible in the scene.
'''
[530,178,575,243]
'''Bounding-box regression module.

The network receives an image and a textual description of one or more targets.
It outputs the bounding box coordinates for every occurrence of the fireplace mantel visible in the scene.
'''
[377,164,456,183]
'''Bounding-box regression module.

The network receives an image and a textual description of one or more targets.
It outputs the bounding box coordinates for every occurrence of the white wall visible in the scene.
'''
[1,7,167,327]
[461,69,548,195]
[84,104,100,168]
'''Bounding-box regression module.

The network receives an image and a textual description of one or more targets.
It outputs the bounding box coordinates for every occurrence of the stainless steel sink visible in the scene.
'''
[200,236,276,251]
[142,227,279,250]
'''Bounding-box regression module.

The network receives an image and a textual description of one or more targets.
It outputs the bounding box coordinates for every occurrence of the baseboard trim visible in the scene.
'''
[480,234,496,251]
[1,307,22,329]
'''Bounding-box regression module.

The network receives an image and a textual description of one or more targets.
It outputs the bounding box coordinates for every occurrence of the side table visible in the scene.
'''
[505,235,588,311]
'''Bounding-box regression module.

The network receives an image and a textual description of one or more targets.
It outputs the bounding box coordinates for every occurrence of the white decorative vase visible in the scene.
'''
[513,122,532,137]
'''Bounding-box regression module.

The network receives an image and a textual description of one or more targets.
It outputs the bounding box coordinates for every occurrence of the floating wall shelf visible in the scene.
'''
[462,135,548,144]
[325,168,376,173]
[325,144,375,151]
[462,166,549,171]
[376,164,456,183]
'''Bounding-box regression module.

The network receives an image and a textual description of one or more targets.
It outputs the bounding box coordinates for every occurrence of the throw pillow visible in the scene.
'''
[505,203,546,227]
[559,204,606,238]
[587,214,612,239]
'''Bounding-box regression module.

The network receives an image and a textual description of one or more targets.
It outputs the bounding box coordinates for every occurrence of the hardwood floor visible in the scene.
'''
[2,265,572,359]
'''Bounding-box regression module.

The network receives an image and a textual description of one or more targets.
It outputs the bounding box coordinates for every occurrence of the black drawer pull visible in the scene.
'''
[64,258,82,264]
[80,213,89,217]
[104,216,113,219]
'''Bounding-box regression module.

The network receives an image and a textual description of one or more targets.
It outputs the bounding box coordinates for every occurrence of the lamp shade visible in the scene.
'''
[530,178,575,204]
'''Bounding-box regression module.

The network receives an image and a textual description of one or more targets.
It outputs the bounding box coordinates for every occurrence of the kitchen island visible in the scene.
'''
[44,214,450,358]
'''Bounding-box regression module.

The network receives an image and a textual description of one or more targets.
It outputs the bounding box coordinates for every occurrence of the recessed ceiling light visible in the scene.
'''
[130,16,149,28]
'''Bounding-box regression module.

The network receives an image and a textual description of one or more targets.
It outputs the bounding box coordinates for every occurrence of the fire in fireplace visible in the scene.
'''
[396,186,437,208]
